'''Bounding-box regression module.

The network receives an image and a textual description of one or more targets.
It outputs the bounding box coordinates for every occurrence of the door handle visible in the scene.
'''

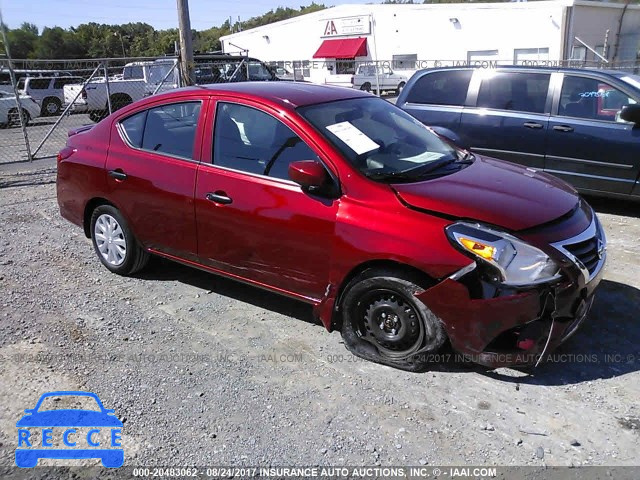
[553,125,574,132]
[523,122,543,129]
[108,169,127,180]
[205,192,233,205]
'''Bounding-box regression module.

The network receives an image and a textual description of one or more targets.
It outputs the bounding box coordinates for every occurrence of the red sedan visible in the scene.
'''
[57,82,606,370]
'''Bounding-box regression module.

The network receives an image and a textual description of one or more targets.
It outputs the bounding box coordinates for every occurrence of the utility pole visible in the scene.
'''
[176,0,194,86]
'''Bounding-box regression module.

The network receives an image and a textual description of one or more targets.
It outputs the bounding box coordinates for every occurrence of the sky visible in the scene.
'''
[0,0,375,31]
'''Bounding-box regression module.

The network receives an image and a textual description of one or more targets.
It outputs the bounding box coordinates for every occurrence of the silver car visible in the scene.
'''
[0,90,41,128]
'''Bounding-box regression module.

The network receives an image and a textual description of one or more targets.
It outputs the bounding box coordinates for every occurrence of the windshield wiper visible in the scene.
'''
[396,156,458,177]
[364,153,473,182]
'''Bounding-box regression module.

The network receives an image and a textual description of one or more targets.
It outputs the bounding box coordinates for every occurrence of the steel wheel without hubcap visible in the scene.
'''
[94,213,127,266]
[355,289,424,360]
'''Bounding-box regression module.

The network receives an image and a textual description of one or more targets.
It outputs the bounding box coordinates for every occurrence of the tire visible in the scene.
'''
[8,108,29,127]
[90,205,149,276]
[42,97,62,116]
[396,82,406,95]
[340,268,446,371]
[109,94,132,113]
[360,82,371,92]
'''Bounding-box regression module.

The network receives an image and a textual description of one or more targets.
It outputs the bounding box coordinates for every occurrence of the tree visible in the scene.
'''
[2,3,328,59]
[6,23,38,58]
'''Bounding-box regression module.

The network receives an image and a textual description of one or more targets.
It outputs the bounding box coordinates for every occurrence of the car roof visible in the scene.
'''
[414,65,629,79]
[154,82,371,109]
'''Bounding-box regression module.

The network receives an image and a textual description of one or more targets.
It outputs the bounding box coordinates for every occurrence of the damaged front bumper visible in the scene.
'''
[416,216,606,368]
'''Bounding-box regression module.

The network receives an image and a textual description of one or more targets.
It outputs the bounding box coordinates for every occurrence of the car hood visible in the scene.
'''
[392,155,580,231]
[16,410,123,427]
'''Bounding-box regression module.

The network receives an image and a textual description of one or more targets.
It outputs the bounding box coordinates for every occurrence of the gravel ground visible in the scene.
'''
[0,161,638,475]
[0,114,93,165]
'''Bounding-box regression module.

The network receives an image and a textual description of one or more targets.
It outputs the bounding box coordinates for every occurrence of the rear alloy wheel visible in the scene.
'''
[90,205,149,275]
[8,108,29,127]
[42,97,62,116]
[340,269,446,371]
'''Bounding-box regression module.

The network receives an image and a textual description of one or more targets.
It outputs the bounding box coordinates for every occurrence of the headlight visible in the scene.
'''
[446,222,561,286]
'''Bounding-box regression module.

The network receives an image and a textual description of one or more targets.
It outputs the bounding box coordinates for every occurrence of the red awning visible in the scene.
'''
[313,38,368,59]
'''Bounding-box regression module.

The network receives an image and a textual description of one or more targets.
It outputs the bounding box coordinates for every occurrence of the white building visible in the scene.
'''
[220,0,640,86]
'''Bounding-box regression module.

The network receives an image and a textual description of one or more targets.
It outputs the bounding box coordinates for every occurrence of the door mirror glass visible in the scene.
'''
[620,104,640,125]
[288,160,329,191]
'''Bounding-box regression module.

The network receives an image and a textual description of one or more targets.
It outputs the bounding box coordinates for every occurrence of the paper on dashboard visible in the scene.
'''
[326,121,380,155]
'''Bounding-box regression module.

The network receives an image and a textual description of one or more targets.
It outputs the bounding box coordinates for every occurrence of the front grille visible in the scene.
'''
[564,237,600,275]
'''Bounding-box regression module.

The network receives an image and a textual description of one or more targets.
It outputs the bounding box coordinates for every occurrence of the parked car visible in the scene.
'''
[194,54,282,83]
[64,59,180,122]
[0,90,41,128]
[351,64,407,95]
[57,82,606,371]
[396,66,640,200]
[17,76,83,116]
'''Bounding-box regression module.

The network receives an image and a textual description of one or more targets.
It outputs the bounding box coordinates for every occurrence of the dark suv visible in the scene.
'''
[396,67,640,200]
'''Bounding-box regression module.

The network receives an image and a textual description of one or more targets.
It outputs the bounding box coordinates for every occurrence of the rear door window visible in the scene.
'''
[141,102,201,158]
[28,78,52,90]
[405,70,472,106]
[476,72,550,113]
[119,101,201,158]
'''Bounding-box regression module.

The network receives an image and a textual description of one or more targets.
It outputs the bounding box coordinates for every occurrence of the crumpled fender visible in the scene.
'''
[415,279,542,355]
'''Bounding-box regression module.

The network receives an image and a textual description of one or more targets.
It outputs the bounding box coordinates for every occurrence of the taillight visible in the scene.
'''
[57,147,75,162]
[81,88,87,99]
[350,76,354,85]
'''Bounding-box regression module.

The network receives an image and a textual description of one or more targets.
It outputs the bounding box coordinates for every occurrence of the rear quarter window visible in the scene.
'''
[405,70,472,106]
[119,111,147,148]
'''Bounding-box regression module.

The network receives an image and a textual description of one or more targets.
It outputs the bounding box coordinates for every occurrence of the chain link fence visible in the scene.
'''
[0,55,638,165]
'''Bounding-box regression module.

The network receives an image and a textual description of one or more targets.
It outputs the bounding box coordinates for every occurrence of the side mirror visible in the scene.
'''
[429,126,469,150]
[288,160,329,192]
[620,104,640,125]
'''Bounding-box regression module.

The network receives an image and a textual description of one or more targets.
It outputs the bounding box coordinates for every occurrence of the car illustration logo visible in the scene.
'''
[15,391,123,468]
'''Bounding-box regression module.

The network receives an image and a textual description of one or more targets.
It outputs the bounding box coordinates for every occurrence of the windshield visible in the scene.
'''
[617,73,640,92]
[298,97,462,182]
[123,65,144,80]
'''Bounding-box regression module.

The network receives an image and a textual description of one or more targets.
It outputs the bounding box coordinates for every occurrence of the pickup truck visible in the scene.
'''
[351,65,407,95]
[64,59,179,122]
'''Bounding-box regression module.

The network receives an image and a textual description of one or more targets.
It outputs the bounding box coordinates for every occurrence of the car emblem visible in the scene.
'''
[596,239,605,260]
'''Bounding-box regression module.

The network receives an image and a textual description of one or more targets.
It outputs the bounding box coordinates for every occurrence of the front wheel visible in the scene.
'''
[396,82,406,95]
[340,269,446,371]
[90,205,149,275]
